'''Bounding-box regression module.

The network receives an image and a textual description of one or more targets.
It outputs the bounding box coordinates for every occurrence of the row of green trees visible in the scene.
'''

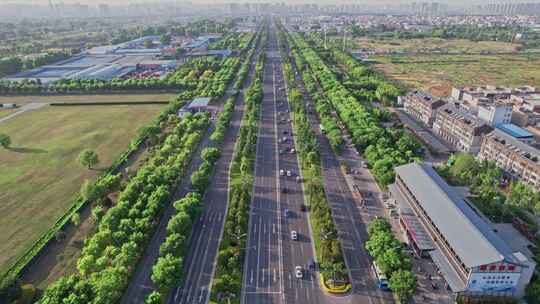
[210,44,266,303]
[287,32,423,186]
[365,219,416,301]
[37,112,210,304]
[277,26,349,285]
[306,33,402,106]
[210,32,254,51]
[277,28,344,154]
[212,31,261,144]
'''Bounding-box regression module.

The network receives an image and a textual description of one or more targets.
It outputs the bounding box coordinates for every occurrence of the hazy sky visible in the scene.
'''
[6,0,540,4]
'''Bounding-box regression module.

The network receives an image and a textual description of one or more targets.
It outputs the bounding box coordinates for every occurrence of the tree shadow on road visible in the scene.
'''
[7,146,48,154]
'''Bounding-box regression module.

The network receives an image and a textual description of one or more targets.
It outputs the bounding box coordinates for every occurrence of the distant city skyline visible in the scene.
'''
[5,0,540,5]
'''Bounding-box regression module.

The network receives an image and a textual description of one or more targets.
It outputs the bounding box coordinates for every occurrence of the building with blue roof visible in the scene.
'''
[496,123,534,144]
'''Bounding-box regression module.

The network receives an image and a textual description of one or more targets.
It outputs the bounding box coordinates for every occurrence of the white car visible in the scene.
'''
[296,176,302,183]
[286,170,292,177]
[291,230,298,240]
[295,266,303,278]
[280,169,285,176]
[290,148,296,154]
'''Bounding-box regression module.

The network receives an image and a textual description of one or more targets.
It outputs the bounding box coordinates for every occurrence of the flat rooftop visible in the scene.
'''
[187,97,211,109]
[496,123,534,139]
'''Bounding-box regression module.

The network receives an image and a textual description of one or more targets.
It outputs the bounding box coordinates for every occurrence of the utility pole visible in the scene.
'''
[324,26,328,50]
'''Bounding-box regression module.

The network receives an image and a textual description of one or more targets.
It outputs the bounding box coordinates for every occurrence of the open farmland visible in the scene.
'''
[354,37,521,54]
[0,104,163,276]
[369,53,540,97]
[0,93,177,105]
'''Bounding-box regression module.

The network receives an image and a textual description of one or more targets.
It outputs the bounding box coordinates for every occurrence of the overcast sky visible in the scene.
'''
[6,0,540,5]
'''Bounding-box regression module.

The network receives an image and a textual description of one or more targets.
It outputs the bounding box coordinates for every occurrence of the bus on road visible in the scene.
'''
[372,261,390,290]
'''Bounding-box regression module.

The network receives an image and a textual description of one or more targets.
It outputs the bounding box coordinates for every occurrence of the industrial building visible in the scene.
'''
[3,36,177,84]
[390,163,535,298]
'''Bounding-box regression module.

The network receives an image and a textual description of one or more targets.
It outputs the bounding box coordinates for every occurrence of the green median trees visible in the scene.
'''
[151,254,183,292]
[389,270,416,302]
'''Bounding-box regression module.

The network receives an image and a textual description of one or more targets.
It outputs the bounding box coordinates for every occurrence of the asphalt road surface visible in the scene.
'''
[243,21,333,304]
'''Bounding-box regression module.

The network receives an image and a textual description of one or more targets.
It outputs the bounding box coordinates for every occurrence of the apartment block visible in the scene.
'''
[479,129,540,191]
[433,103,493,154]
[451,86,512,104]
[403,90,446,127]
[477,102,513,126]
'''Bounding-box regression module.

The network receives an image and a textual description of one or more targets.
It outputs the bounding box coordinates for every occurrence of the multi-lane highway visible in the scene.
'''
[124,19,397,304]
[242,22,325,304]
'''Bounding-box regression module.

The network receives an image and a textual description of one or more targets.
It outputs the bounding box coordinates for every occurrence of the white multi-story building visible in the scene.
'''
[433,103,493,154]
[403,91,446,127]
[477,102,513,126]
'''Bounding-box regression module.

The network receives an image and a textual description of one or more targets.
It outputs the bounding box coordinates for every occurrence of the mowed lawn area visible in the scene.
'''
[0,104,164,275]
[0,93,177,105]
[370,53,540,97]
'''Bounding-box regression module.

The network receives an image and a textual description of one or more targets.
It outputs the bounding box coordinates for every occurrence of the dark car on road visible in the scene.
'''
[284,209,290,218]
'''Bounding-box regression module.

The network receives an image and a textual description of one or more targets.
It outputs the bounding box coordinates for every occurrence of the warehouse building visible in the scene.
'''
[390,163,535,298]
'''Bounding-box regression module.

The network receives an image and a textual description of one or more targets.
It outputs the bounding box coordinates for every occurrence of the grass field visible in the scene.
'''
[0,109,16,119]
[370,53,540,97]
[0,93,177,105]
[0,104,164,275]
[354,37,520,53]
